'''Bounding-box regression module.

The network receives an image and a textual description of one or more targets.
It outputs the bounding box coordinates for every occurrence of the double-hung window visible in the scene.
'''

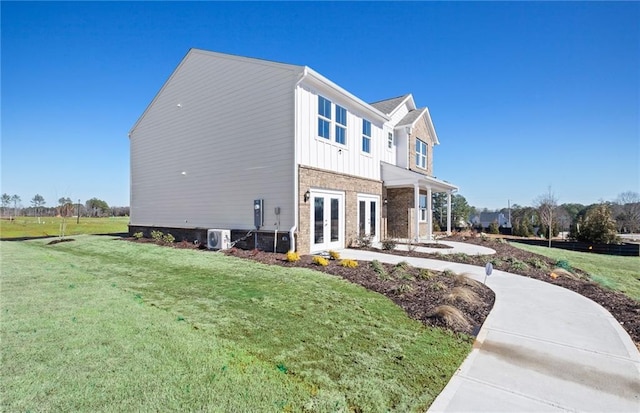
[362,119,371,153]
[416,139,427,169]
[335,105,347,145]
[318,96,331,139]
[387,132,394,149]
[419,194,428,222]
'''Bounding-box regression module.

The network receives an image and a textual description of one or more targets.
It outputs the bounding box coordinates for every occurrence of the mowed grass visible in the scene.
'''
[0,216,129,239]
[511,242,640,302]
[1,236,471,412]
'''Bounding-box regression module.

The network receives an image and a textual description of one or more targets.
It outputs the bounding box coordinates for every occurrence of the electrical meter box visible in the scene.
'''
[254,199,264,229]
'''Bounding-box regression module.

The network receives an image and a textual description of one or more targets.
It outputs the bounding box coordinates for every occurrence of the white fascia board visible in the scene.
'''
[424,107,440,145]
[301,67,389,123]
[387,94,416,118]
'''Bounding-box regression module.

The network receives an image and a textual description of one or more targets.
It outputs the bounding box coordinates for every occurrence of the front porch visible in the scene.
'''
[382,162,458,241]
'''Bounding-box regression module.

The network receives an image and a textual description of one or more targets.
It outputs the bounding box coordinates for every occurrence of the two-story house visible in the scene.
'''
[129,49,457,254]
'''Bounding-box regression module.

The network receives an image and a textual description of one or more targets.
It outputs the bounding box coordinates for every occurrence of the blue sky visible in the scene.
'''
[2,1,638,210]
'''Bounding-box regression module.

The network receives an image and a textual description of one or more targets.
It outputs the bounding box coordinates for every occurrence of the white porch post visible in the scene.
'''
[446,191,452,235]
[414,183,420,241]
[427,187,433,240]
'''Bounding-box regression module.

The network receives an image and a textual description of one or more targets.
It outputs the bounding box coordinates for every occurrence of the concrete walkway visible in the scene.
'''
[374,240,497,256]
[340,249,640,412]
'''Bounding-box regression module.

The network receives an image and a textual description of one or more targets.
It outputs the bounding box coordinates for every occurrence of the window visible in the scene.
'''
[335,104,347,145]
[387,132,394,149]
[362,119,371,153]
[318,95,331,139]
[416,139,427,169]
[419,194,428,222]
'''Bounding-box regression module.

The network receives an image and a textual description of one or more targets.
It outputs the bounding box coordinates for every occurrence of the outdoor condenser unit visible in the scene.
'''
[207,229,231,250]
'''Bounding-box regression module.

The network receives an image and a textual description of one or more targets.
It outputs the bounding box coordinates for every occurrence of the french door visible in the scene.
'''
[358,195,379,242]
[310,190,344,252]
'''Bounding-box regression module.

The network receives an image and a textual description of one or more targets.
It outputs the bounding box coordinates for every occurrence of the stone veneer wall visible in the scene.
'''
[408,116,435,176]
[298,165,382,254]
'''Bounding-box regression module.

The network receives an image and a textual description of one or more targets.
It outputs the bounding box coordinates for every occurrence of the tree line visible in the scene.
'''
[0,193,129,218]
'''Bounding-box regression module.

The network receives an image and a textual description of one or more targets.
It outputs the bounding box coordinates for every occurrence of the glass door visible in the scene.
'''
[311,190,344,252]
[357,195,379,242]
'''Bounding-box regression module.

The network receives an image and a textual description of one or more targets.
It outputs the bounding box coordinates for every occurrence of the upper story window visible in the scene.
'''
[362,119,371,153]
[387,132,394,149]
[318,95,331,139]
[335,104,347,145]
[416,139,427,169]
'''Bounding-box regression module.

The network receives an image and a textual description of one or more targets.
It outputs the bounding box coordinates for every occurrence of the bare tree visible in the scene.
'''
[10,194,21,219]
[614,191,640,233]
[534,187,558,247]
[1,193,10,217]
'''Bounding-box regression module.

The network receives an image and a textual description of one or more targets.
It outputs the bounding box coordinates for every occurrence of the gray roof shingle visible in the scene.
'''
[369,94,410,115]
[397,108,426,127]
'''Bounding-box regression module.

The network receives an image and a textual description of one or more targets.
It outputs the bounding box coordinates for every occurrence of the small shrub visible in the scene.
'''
[381,238,397,251]
[429,281,448,292]
[454,273,481,288]
[490,258,504,267]
[427,305,471,332]
[312,256,329,267]
[442,269,456,278]
[451,253,470,263]
[394,261,411,271]
[528,258,549,270]
[328,250,341,260]
[508,258,528,271]
[370,260,387,278]
[445,287,481,306]
[396,283,414,294]
[133,231,144,240]
[395,271,414,281]
[488,222,500,234]
[480,233,488,242]
[285,251,300,262]
[150,230,163,242]
[162,233,175,244]
[339,259,358,268]
[417,269,434,280]
[555,259,572,271]
[357,235,372,248]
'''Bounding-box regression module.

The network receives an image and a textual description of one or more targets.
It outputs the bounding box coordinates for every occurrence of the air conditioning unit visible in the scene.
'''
[207,229,231,250]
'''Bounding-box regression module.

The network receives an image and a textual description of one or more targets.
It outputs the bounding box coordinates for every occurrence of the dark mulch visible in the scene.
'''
[224,248,495,337]
[384,234,640,347]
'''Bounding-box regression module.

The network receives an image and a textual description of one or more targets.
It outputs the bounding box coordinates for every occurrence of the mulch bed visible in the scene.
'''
[224,248,494,337]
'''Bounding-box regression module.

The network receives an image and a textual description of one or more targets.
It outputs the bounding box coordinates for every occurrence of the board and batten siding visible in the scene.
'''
[295,85,383,181]
[130,50,302,231]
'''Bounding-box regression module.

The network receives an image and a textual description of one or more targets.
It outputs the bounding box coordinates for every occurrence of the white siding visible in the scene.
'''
[130,50,301,231]
[389,103,410,126]
[295,85,382,180]
[382,125,397,165]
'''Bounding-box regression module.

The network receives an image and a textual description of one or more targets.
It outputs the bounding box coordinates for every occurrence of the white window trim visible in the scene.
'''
[362,119,372,154]
[416,138,427,169]
[318,96,332,140]
[419,194,428,222]
[335,104,347,146]
[387,132,394,150]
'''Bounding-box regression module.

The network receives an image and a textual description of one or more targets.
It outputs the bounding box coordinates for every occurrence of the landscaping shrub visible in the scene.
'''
[285,251,300,262]
[150,230,163,242]
[396,283,414,294]
[381,238,397,251]
[427,305,471,332]
[357,234,372,248]
[133,231,144,240]
[339,259,358,268]
[162,233,175,245]
[328,250,341,260]
[555,259,572,271]
[417,268,434,280]
[394,261,410,271]
[370,260,388,279]
[445,287,480,306]
[312,256,329,266]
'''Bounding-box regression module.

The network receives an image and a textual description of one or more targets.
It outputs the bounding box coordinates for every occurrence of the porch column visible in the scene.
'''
[446,191,452,235]
[414,183,420,241]
[426,186,433,240]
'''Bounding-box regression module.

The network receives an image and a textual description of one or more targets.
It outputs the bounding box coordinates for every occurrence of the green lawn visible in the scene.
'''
[0,216,129,239]
[511,242,640,302]
[1,236,471,412]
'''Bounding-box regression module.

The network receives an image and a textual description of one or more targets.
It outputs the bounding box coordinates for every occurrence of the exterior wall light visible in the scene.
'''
[304,190,311,202]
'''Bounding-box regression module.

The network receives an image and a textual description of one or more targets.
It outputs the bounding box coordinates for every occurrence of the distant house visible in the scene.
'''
[129,49,458,253]
[470,212,510,229]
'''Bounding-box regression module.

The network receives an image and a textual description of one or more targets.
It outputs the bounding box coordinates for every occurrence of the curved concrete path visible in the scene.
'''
[340,249,640,412]
[376,240,496,256]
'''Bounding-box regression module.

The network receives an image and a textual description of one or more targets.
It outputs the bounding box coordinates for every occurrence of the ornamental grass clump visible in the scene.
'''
[312,256,329,267]
[445,287,481,306]
[339,259,358,268]
[427,305,471,333]
[329,250,341,260]
[285,251,300,262]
